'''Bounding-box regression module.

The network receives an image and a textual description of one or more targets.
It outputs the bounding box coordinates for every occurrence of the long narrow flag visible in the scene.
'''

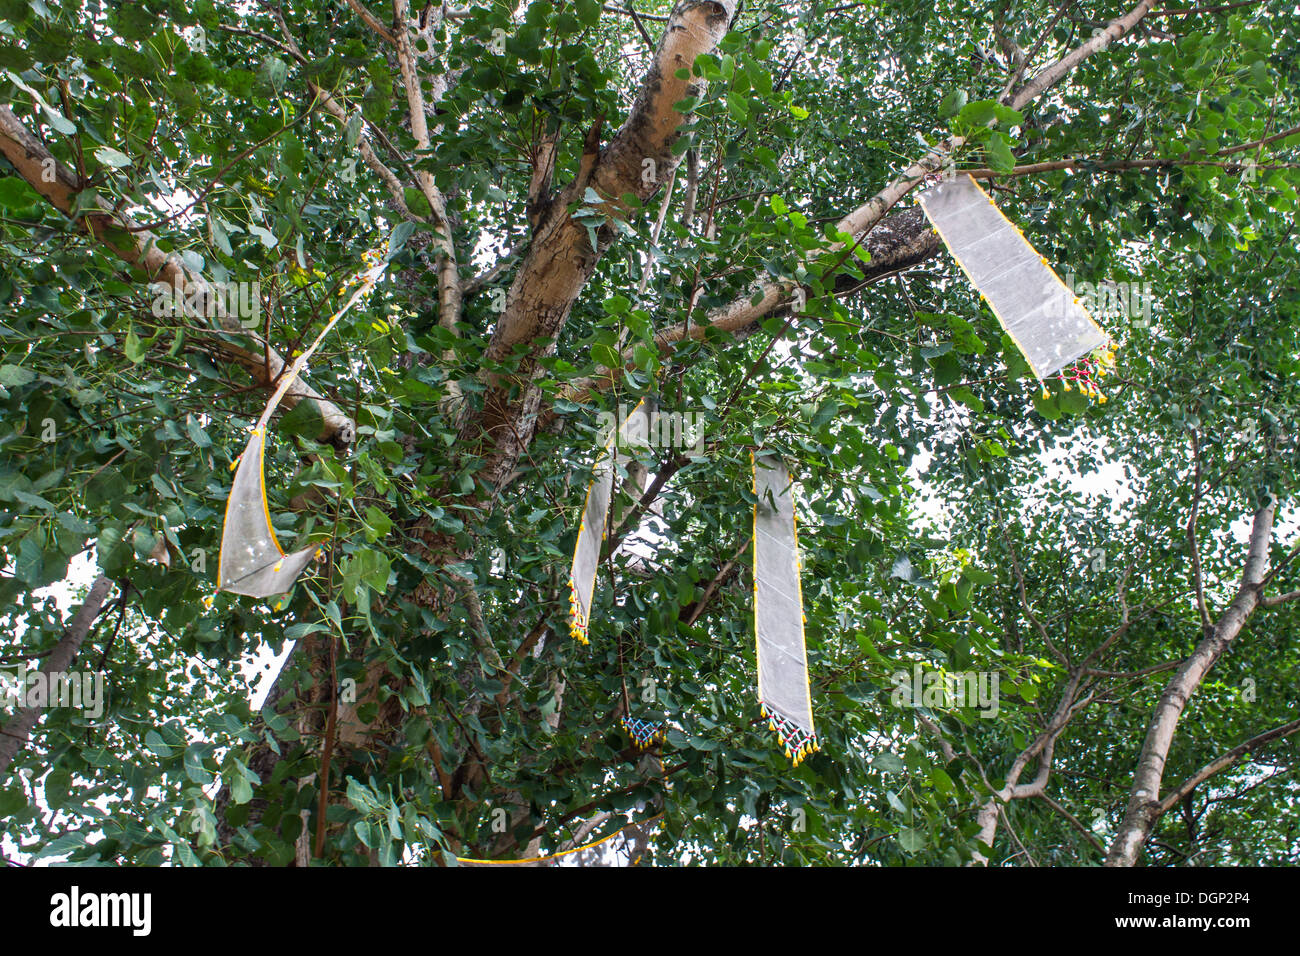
[752,452,819,766]
[210,253,386,602]
[917,174,1109,382]
[568,398,654,644]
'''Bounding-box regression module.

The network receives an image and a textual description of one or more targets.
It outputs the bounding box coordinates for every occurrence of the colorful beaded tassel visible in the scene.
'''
[761,703,820,767]
[620,716,666,751]
[1041,344,1118,404]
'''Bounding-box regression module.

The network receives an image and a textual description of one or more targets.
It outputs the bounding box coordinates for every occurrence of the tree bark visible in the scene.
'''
[1104,497,1276,866]
[0,107,356,447]
[463,0,738,490]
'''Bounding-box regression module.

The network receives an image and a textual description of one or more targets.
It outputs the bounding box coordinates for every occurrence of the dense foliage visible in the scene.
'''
[1,0,1297,866]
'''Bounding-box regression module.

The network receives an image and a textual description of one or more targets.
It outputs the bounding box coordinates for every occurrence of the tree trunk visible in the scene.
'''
[1104,497,1276,866]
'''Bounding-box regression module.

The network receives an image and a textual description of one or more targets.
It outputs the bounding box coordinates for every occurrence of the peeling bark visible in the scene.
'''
[462,1,737,490]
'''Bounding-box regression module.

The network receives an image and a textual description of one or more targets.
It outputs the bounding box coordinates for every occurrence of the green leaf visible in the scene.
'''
[592,343,620,369]
[0,364,35,387]
[341,547,392,597]
[258,55,289,91]
[898,827,927,853]
[183,746,213,785]
[144,729,173,758]
[632,343,658,372]
[985,134,1016,174]
[94,146,132,168]
[362,505,393,542]
[124,325,146,363]
[0,177,38,209]
[388,221,416,258]
[347,776,378,814]
[403,187,431,218]
[939,89,967,118]
[603,295,631,315]
[873,751,905,773]
[230,772,253,805]
[575,0,600,27]
[957,99,999,127]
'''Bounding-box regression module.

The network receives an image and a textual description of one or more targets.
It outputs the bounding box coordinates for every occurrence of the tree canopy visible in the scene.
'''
[1,0,1298,867]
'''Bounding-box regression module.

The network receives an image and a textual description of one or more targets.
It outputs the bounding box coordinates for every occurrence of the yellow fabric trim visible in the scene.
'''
[568,398,648,643]
[455,813,663,865]
[256,429,286,559]
[919,174,1108,383]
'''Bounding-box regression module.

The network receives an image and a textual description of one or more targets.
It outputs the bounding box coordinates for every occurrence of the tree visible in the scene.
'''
[0,0,1297,866]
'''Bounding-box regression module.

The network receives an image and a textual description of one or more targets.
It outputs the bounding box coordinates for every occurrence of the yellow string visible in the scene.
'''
[455,813,664,866]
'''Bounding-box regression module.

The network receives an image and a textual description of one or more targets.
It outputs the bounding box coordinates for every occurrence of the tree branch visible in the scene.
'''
[0,105,356,445]
[1037,793,1106,854]
[461,0,738,489]
[346,0,398,44]
[1105,496,1278,866]
[573,0,1162,400]
[0,576,115,776]
[1158,717,1300,815]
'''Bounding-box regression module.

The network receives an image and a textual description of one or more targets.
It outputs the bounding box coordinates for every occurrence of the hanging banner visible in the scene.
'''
[567,397,654,644]
[917,174,1109,381]
[752,452,819,765]
[211,254,386,602]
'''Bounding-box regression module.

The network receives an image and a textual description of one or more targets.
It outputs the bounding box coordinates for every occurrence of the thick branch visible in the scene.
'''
[1158,717,1300,815]
[1104,496,1277,866]
[572,0,1162,402]
[461,0,737,489]
[0,105,356,446]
